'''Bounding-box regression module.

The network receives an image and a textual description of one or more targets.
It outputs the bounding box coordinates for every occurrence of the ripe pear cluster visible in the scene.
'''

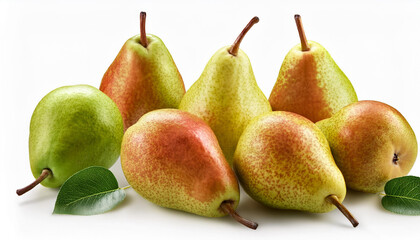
[18,12,417,230]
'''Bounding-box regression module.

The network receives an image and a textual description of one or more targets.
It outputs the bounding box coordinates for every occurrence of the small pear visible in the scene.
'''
[234,111,358,227]
[316,100,418,193]
[121,109,257,229]
[100,12,185,131]
[269,15,357,122]
[179,17,271,165]
[17,85,124,195]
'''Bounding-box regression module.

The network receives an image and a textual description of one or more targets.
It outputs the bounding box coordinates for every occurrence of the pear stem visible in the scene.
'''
[294,14,310,51]
[326,195,359,228]
[220,201,258,230]
[140,11,148,48]
[16,168,51,196]
[228,16,259,56]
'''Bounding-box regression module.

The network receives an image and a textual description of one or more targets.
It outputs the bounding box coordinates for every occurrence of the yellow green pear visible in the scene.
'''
[17,85,124,195]
[269,15,357,122]
[234,111,358,227]
[178,17,271,165]
[316,100,418,193]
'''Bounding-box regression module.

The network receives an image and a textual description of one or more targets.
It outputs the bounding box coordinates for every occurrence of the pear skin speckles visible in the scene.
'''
[121,109,239,217]
[234,111,346,213]
[269,41,358,122]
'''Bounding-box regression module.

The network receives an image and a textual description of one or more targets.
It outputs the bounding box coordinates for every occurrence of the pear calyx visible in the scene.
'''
[294,14,310,51]
[326,195,359,227]
[393,153,399,165]
[220,201,258,230]
[16,168,52,196]
[228,16,259,56]
[140,11,148,47]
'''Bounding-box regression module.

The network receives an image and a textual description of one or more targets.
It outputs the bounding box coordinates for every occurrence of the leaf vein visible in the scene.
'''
[63,188,121,207]
[385,194,420,202]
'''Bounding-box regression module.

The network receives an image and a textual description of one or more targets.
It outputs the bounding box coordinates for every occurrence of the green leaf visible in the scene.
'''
[381,175,420,215]
[53,166,126,215]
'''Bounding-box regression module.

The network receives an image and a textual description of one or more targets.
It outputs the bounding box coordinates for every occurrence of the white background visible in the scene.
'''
[1,0,420,239]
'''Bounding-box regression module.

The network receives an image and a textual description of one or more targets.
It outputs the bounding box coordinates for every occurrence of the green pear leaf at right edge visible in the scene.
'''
[53,166,126,215]
[381,176,420,215]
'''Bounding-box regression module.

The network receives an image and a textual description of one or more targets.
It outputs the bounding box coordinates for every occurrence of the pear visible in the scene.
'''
[269,15,357,122]
[121,109,257,229]
[100,12,185,131]
[234,111,358,227]
[178,17,271,166]
[316,100,418,193]
[17,85,124,195]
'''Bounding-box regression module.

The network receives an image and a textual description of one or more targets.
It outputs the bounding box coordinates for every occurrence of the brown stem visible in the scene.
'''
[228,16,259,56]
[140,11,148,47]
[220,201,258,230]
[294,14,310,51]
[16,169,51,196]
[326,195,359,228]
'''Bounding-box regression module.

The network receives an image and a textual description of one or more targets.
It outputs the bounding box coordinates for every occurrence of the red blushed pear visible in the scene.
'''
[100,12,185,131]
[316,100,418,193]
[121,109,257,229]
[269,15,357,122]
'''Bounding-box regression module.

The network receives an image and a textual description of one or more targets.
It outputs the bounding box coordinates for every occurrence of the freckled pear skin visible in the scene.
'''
[121,109,239,217]
[316,100,418,193]
[29,85,124,188]
[178,17,271,165]
[100,13,185,131]
[269,15,357,122]
[234,111,346,213]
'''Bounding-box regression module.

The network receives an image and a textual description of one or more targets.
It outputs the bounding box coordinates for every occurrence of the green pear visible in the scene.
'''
[17,85,124,195]
[100,12,185,131]
[179,17,271,165]
[269,15,357,122]
[234,111,358,227]
[121,109,257,229]
[316,100,418,193]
